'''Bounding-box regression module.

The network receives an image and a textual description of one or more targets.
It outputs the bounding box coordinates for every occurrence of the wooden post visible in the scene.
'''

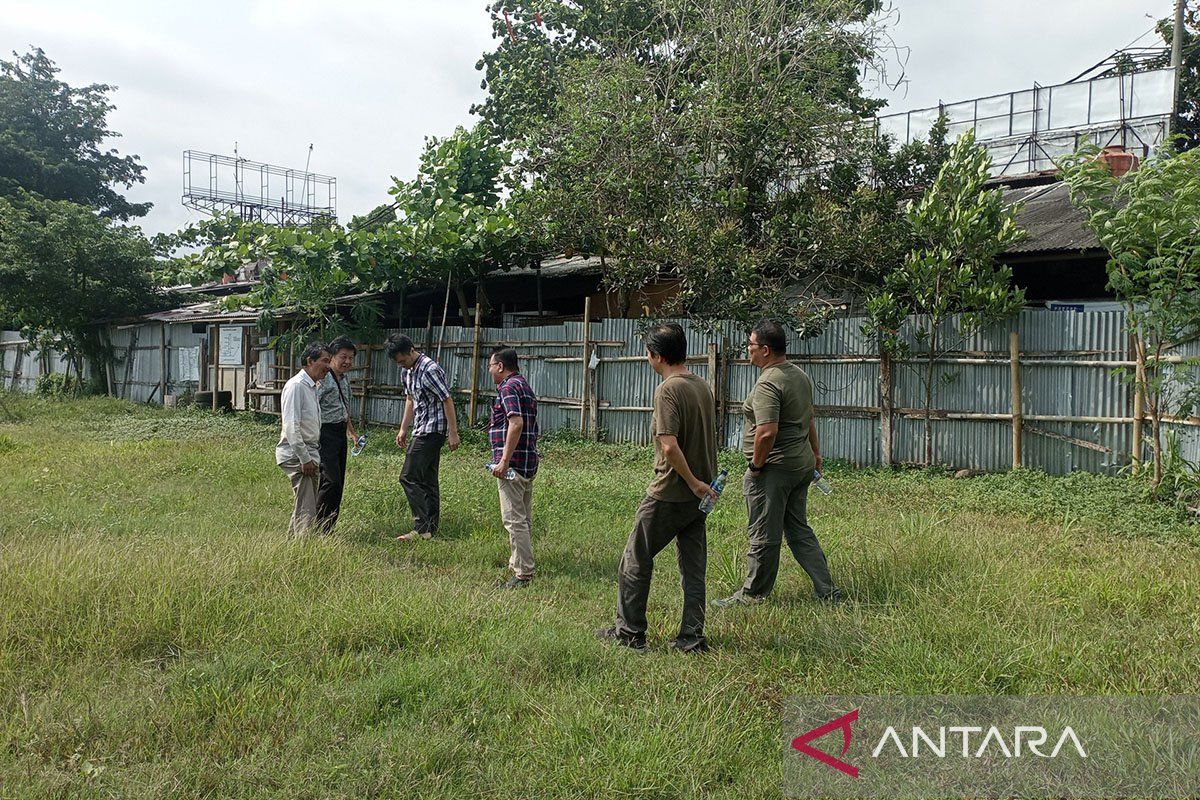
[1132,336,1146,473]
[211,324,220,412]
[468,302,483,426]
[1010,330,1022,469]
[103,330,116,397]
[706,342,719,436]
[242,328,252,412]
[879,345,894,467]
[159,323,168,405]
[717,335,730,445]
[10,343,24,391]
[359,344,373,428]
[580,296,592,436]
[122,330,138,401]
[589,354,600,441]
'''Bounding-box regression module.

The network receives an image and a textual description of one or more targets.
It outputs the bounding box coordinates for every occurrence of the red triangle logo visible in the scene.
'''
[791,708,860,778]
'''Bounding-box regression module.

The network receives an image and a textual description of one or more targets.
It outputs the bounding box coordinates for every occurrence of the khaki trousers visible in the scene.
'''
[280,460,320,537]
[497,474,535,578]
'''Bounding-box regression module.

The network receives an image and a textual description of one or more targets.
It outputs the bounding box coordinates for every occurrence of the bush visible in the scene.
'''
[33,373,84,398]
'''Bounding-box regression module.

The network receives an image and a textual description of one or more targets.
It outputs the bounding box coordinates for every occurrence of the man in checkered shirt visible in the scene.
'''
[487,346,540,589]
[386,334,460,541]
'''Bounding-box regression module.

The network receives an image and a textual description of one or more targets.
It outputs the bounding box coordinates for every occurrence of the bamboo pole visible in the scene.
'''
[468,302,483,425]
[706,342,719,436]
[1010,330,1022,469]
[211,325,220,412]
[718,336,730,443]
[579,296,591,436]
[359,344,373,428]
[880,345,894,467]
[1132,337,1146,473]
[424,305,434,353]
[159,323,167,405]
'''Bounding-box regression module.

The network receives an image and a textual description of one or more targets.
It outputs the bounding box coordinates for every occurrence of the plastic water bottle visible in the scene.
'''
[485,463,518,480]
[350,432,368,457]
[698,469,729,514]
[812,469,833,495]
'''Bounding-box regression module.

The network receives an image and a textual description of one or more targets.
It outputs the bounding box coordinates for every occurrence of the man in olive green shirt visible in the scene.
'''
[597,323,718,652]
[714,320,844,607]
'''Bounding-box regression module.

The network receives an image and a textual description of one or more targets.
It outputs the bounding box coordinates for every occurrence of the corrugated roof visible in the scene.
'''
[1002,181,1100,255]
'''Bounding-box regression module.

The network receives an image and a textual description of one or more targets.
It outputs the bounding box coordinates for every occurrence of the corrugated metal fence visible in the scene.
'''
[4,310,1198,475]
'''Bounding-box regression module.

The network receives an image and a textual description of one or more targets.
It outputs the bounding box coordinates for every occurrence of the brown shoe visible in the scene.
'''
[395,530,432,542]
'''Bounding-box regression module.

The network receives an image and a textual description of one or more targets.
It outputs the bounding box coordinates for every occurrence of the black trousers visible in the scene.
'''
[614,495,707,650]
[316,422,348,531]
[400,432,445,534]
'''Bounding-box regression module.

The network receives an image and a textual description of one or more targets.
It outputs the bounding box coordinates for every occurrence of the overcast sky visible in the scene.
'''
[4,0,1178,236]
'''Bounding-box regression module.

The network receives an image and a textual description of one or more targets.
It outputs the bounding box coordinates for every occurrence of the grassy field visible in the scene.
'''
[1,395,1198,799]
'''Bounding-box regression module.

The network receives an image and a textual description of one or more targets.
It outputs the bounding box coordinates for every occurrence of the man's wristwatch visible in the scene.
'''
[747,461,763,473]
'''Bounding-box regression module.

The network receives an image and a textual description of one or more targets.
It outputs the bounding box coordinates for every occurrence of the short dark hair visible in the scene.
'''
[490,346,519,372]
[385,333,415,360]
[327,335,357,356]
[299,342,332,366]
[644,323,687,365]
[752,320,787,355]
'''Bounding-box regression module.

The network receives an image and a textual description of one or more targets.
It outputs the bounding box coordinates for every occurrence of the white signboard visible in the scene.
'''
[176,346,200,383]
[218,327,245,366]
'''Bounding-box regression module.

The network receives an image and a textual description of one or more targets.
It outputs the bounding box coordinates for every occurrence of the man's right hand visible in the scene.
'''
[396,429,408,450]
[300,461,318,477]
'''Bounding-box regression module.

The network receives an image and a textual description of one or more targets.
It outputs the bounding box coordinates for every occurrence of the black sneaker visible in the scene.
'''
[668,638,710,654]
[594,627,647,653]
[503,575,531,590]
[818,587,847,605]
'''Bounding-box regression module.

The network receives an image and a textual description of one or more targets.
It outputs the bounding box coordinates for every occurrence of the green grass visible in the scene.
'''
[1,395,1198,798]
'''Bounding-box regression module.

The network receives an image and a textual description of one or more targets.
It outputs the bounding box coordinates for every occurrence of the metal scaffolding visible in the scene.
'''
[182,150,337,225]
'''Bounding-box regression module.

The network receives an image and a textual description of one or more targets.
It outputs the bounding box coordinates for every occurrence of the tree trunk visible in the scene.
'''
[454,283,471,327]
[923,322,938,466]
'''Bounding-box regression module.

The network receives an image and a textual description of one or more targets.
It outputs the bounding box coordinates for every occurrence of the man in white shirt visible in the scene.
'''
[277,342,332,537]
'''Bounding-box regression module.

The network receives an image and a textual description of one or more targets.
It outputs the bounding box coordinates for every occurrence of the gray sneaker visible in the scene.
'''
[502,575,531,590]
[711,592,764,609]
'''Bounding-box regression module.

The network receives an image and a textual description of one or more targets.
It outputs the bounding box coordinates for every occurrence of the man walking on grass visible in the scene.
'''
[277,342,332,537]
[713,320,844,608]
[387,333,459,541]
[315,335,360,533]
[488,346,540,589]
[597,323,718,653]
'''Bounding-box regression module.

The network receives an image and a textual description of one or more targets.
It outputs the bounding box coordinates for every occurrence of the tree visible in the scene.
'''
[0,192,160,385]
[0,48,149,219]
[1151,4,1200,151]
[866,129,1027,466]
[1061,141,1200,485]
[499,0,900,327]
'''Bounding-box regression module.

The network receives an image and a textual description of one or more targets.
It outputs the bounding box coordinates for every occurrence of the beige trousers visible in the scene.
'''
[280,460,320,537]
[497,474,535,578]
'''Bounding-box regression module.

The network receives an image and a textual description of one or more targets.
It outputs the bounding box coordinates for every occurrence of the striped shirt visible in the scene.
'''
[403,353,452,435]
[490,373,539,478]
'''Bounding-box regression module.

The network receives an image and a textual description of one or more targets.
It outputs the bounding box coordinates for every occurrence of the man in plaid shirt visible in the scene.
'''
[387,334,459,541]
[488,346,540,588]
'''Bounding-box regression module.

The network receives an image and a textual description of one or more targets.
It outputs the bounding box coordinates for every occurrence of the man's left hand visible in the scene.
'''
[447,432,460,452]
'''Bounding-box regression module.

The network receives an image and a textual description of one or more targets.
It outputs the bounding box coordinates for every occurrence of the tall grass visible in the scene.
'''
[0,395,1197,798]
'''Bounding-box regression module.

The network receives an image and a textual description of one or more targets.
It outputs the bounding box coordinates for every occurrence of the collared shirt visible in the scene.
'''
[317,371,351,425]
[276,369,322,465]
[489,372,540,478]
[403,353,452,436]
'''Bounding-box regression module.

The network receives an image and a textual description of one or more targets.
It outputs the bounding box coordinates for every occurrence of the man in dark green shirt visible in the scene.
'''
[597,323,718,652]
[714,319,844,607]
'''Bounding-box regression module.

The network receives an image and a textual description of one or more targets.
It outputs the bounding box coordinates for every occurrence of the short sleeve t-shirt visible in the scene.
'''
[741,362,816,471]
[647,371,717,502]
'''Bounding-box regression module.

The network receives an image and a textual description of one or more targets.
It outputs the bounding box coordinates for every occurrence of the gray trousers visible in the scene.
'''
[741,466,836,599]
[400,432,444,534]
[279,460,320,537]
[615,496,707,650]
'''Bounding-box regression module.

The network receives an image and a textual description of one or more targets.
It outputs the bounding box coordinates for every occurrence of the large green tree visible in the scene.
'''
[478,0,908,325]
[0,192,158,383]
[0,48,149,219]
